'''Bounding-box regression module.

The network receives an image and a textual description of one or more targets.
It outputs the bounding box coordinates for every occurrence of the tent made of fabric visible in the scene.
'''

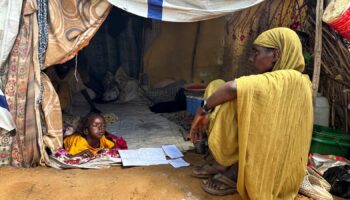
[0,0,307,167]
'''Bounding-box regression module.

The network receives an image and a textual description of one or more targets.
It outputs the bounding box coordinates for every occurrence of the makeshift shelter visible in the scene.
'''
[305,0,350,132]
[1,0,347,168]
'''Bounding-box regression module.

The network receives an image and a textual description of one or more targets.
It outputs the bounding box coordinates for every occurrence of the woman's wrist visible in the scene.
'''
[201,100,214,114]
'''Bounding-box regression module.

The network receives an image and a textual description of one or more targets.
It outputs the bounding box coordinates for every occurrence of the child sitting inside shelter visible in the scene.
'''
[64,113,115,158]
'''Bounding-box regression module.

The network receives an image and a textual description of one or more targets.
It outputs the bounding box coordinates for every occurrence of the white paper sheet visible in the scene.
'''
[162,144,184,159]
[169,158,190,168]
[118,148,168,166]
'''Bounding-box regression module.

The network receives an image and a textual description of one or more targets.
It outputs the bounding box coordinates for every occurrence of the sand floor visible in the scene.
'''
[0,152,237,200]
[0,151,344,200]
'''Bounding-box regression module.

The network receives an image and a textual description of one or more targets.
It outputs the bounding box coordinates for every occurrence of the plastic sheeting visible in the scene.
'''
[0,89,15,131]
[0,0,22,68]
[108,0,264,22]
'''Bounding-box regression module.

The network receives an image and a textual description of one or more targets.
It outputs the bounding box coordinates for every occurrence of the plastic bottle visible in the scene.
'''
[314,93,330,127]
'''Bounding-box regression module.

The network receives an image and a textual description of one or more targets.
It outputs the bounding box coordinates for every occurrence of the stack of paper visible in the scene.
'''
[162,144,184,159]
[118,148,168,166]
[168,158,190,168]
[118,145,190,168]
[162,145,190,168]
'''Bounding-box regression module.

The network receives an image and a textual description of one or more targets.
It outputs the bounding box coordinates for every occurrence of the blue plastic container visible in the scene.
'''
[186,96,203,115]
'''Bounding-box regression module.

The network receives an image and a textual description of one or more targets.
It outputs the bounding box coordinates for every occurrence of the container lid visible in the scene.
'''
[313,125,350,141]
[184,83,206,92]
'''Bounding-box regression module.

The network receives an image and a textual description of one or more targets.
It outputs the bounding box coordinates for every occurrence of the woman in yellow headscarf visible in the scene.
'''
[190,27,313,199]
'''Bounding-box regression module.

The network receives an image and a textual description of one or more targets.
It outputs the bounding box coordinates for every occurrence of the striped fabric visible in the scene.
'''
[0,89,15,131]
[108,0,264,22]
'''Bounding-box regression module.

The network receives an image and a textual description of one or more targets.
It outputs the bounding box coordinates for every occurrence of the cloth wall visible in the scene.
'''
[143,0,308,86]
[143,18,226,86]
[3,0,40,167]
[223,0,307,80]
[44,0,112,68]
[81,8,145,85]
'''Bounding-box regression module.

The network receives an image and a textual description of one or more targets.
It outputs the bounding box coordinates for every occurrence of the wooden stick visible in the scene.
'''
[343,87,349,132]
[312,0,324,97]
[191,22,201,83]
[332,84,335,127]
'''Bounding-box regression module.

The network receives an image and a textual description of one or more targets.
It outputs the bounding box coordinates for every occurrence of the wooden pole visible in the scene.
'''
[191,22,201,83]
[312,0,324,97]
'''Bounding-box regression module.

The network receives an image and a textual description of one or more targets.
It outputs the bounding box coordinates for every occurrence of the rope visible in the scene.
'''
[74,55,79,82]
[37,0,49,104]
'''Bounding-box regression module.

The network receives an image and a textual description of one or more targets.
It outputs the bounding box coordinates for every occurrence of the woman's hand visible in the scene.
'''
[190,107,210,143]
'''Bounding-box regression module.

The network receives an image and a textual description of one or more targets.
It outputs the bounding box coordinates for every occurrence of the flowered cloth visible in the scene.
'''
[50,148,121,169]
[50,135,127,169]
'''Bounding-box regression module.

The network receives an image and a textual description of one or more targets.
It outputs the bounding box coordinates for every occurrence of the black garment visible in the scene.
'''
[323,165,350,198]
[149,88,187,113]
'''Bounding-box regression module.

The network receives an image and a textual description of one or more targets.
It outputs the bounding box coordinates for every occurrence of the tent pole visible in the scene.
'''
[191,22,201,83]
[312,0,324,97]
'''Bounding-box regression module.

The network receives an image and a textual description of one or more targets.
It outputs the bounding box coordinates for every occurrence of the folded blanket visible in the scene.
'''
[49,148,121,169]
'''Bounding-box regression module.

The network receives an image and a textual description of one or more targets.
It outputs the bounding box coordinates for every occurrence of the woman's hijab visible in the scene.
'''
[253,27,305,72]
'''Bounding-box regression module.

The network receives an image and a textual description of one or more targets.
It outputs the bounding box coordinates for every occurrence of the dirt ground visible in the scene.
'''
[0,151,344,200]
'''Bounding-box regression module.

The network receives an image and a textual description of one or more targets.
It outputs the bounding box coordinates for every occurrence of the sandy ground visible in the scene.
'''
[0,152,236,200]
[0,151,344,200]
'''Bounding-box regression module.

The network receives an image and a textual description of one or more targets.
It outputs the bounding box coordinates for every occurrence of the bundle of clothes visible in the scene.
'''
[101,67,139,103]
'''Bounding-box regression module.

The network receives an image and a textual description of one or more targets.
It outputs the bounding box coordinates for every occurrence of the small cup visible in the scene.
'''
[194,139,206,154]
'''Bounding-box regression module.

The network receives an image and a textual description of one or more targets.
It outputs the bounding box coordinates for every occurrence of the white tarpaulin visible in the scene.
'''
[108,0,264,22]
[0,89,15,131]
[0,0,22,68]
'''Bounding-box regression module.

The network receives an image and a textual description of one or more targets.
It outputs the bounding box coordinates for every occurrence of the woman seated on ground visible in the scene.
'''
[64,113,115,158]
[190,27,313,199]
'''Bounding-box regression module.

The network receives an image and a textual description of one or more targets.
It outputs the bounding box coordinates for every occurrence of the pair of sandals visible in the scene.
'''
[299,167,333,200]
[192,163,237,196]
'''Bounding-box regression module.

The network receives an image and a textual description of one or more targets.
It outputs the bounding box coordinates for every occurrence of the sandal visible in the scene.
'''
[299,175,333,200]
[201,173,237,196]
[192,163,225,178]
[306,167,331,192]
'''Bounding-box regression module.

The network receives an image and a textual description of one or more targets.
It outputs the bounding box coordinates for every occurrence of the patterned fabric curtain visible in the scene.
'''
[44,0,112,68]
[3,0,40,167]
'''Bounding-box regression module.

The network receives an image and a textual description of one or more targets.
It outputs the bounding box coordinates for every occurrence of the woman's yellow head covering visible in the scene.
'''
[253,27,305,72]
